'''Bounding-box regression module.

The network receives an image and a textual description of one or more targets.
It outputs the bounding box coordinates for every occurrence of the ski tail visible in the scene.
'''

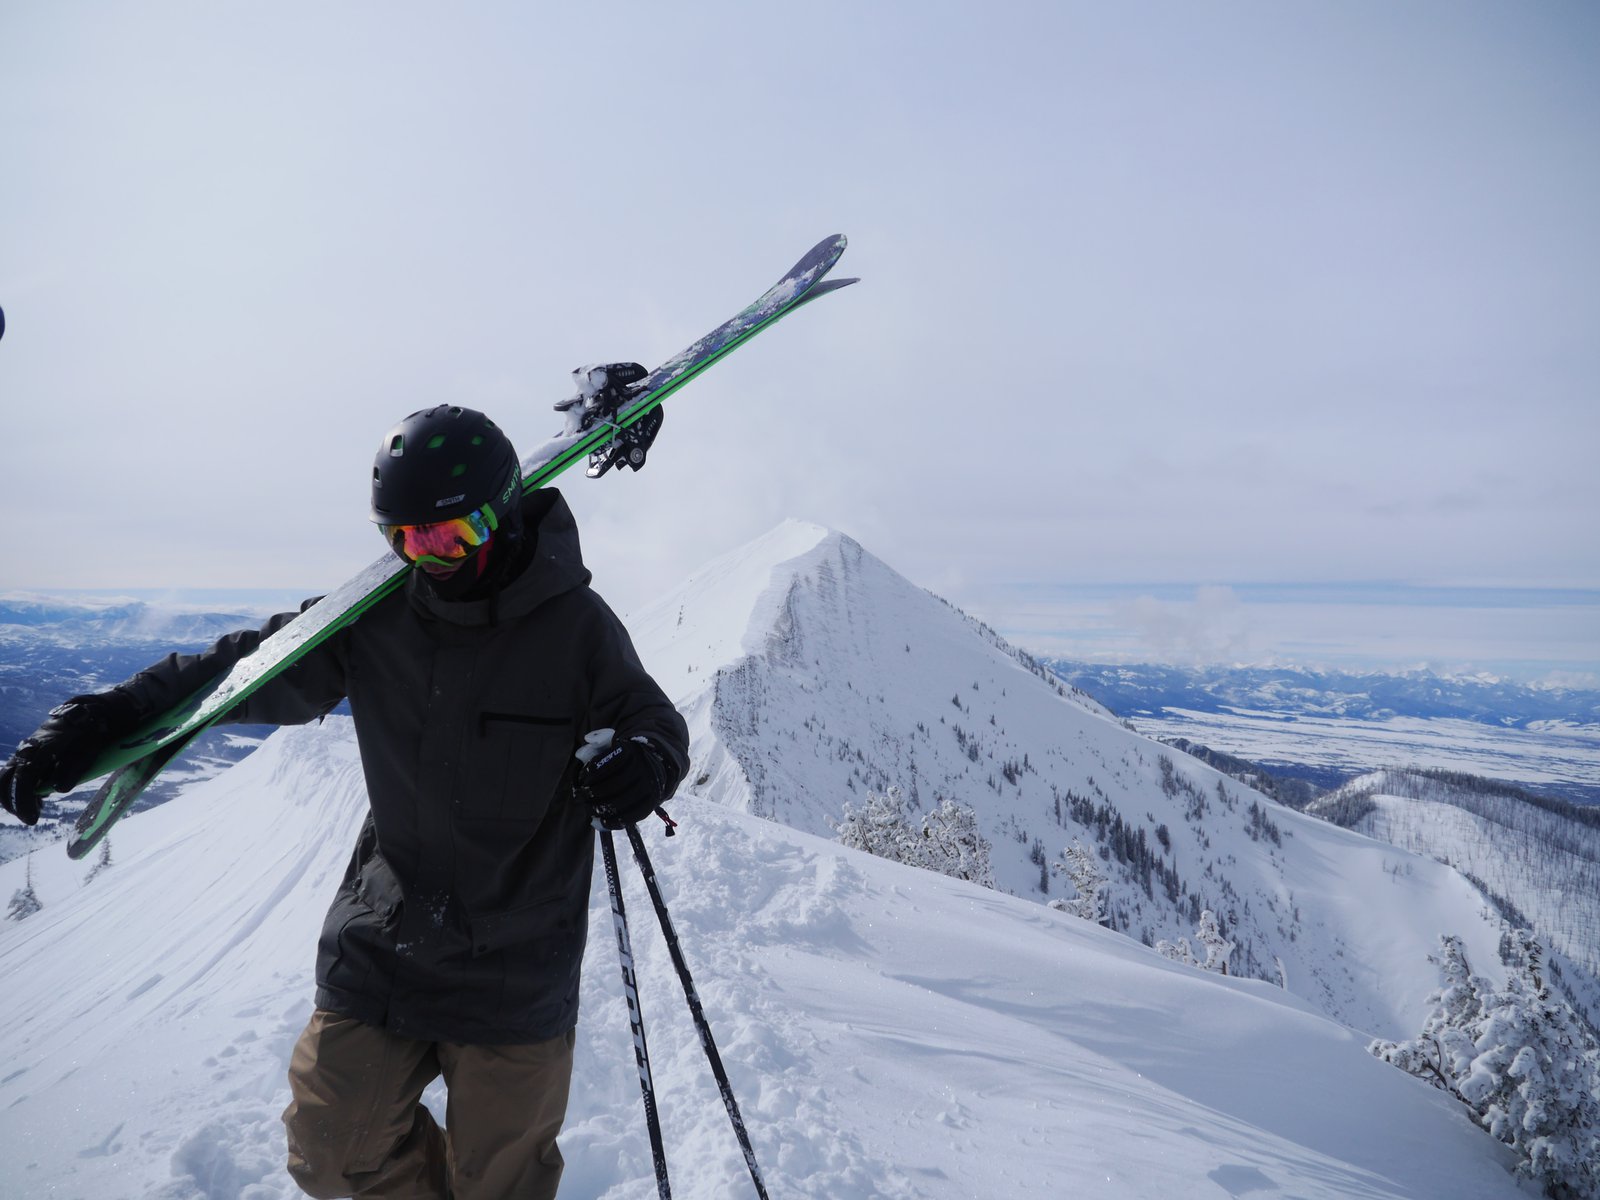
[68,734,195,860]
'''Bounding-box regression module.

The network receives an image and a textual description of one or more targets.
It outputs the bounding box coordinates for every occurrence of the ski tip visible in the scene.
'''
[809,234,847,259]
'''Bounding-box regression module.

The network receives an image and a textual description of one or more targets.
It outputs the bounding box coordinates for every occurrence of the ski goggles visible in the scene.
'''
[380,505,498,567]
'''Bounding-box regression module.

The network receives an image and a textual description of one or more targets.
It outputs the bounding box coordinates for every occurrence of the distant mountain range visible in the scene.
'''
[0,592,289,854]
[0,591,284,739]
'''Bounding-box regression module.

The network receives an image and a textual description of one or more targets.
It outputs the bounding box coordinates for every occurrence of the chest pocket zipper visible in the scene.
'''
[478,712,572,734]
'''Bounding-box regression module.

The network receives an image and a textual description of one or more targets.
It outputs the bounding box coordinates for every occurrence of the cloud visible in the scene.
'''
[1114,586,1255,665]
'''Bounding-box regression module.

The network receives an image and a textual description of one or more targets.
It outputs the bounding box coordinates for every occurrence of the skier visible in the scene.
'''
[0,404,690,1200]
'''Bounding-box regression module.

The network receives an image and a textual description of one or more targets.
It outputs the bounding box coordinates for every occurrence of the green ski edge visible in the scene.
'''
[66,236,856,859]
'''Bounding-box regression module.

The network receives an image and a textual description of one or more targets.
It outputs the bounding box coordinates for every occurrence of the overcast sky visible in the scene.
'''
[2,2,1596,677]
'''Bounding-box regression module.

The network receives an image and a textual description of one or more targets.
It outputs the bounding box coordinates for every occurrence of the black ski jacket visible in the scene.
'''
[120,489,688,1043]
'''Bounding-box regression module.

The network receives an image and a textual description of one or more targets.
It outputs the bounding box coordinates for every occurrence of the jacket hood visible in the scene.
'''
[407,488,592,627]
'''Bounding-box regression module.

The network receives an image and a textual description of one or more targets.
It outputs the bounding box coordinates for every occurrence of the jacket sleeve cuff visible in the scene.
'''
[627,734,685,800]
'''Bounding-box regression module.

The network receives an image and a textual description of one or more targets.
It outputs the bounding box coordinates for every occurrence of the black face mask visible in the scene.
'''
[416,503,534,603]
[417,542,498,601]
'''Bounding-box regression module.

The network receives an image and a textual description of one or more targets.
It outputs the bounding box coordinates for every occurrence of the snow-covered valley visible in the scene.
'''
[1135,705,1600,806]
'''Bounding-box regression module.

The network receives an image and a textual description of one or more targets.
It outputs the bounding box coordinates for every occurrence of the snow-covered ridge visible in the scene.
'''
[0,718,1523,1198]
[628,523,1107,718]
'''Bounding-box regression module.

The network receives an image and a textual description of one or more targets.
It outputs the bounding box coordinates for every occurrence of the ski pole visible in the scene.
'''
[598,824,672,1199]
[625,824,771,1200]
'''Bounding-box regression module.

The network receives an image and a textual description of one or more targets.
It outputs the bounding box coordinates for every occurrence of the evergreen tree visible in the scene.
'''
[1050,839,1107,925]
[1195,909,1234,975]
[834,788,995,890]
[1372,931,1600,1200]
[7,853,43,922]
[835,787,915,862]
[1461,931,1600,1199]
[84,838,114,884]
[919,797,995,888]
[1371,934,1485,1100]
[1155,937,1196,967]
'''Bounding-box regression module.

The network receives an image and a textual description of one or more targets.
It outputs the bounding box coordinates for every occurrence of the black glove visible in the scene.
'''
[577,736,669,830]
[0,689,144,826]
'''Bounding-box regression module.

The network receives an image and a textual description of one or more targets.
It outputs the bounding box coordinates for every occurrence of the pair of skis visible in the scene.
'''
[65,234,857,861]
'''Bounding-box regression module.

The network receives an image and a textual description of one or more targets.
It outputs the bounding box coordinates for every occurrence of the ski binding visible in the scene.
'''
[554,362,663,477]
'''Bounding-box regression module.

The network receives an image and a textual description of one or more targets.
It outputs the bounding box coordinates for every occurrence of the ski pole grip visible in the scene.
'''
[575,728,615,766]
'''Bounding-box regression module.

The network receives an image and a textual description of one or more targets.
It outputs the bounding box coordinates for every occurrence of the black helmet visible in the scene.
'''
[370,406,522,527]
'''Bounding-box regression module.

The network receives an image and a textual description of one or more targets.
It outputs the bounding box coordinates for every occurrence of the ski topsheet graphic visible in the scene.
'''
[66,235,856,859]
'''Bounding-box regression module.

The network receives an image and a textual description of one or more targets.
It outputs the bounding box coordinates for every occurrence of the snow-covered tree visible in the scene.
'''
[834,789,995,890]
[1195,909,1234,975]
[1155,936,1196,967]
[919,796,995,888]
[1461,931,1600,1199]
[7,853,43,922]
[834,787,917,862]
[1153,913,1234,976]
[1371,934,1486,1099]
[1050,839,1107,925]
[1372,931,1600,1200]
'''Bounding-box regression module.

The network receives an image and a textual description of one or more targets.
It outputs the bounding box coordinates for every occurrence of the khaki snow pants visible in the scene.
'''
[282,1009,575,1200]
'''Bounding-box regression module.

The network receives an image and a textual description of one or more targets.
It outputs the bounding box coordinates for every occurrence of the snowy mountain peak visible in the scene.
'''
[626,517,841,684]
[628,521,1512,1040]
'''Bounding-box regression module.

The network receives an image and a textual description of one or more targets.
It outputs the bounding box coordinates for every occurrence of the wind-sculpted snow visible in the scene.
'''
[0,719,1525,1197]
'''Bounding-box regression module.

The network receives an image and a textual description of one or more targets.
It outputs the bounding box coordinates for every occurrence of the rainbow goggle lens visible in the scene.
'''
[380,506,498,567]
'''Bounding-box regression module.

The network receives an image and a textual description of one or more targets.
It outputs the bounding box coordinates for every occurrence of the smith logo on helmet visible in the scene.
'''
[500,468,521,505]
[435,493,467,508]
